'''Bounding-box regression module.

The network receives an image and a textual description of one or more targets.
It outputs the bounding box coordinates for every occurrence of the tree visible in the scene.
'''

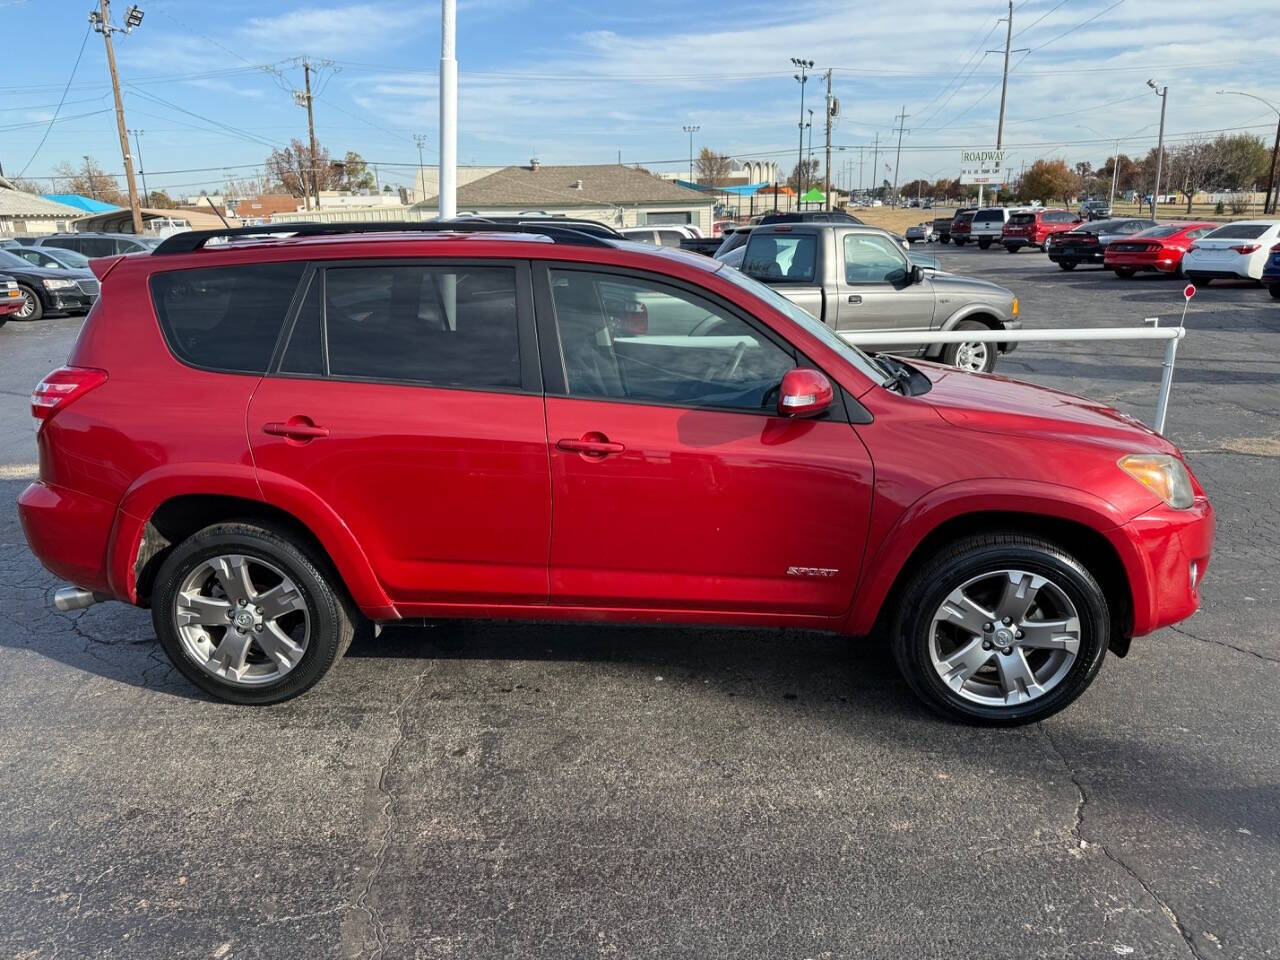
[786,157,820,192]
[695,147,733,186]
[146,189,175,209]
[335,151,376,192]
[266,138,336,201]
[52,156,124,204]
[1212,133,1270,191]
[1018,159,1081,203]
[1168,139,1216,213]
[223,173,278,198]
[4,176,47,195]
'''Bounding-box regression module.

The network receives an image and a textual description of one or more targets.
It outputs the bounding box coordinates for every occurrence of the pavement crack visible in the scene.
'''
[352,665,432,960]
[1166,624,1280,664]
[1040,727,1206,960]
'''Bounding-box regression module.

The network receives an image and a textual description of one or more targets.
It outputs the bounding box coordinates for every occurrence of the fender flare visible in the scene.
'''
[107,463,395,617]
[843,478,1145,636]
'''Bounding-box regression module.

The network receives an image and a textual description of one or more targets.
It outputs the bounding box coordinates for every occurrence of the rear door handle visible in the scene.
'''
[847,294,862,304]
[557,436,625,457]
[263,419,329,441]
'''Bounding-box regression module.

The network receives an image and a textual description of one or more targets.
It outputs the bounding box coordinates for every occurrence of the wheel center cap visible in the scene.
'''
[995,627,1014,644]
[235,611,255,628]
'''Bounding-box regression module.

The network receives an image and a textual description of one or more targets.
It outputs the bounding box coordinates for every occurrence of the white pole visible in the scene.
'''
[439,0,457,220]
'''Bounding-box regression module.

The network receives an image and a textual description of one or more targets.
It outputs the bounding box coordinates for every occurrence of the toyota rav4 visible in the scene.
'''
[18,222,1214,724]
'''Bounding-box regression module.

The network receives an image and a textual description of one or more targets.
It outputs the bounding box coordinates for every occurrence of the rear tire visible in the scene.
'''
[1114,268,1136,278]
[1005,245,1019,254]
[1269,283,1280,300]
[151,522,355,704]
[891,533,1109,725]
[978,238,992,250]
[1058,261,1076,271]
[938,235,950,245]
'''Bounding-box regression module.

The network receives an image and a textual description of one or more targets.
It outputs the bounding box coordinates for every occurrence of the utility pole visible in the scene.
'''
[682,124,700,183]
[129,128,148,206]
[304,61,320,210]
[90,1,144,234]
[870,133,880,199]
[413,133,428,202]
[82,155,97,200]
[891,106,909,207]
[1148,80,1168,220]
[439,0,458,219]
[791,58,814,197]
[823,69,834,210]
[805,110,814,204]
[858,145,865,195]
[983,0,1025,207]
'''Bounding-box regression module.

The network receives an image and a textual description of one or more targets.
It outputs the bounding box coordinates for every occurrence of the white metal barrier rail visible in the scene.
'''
[839,326,1187,435]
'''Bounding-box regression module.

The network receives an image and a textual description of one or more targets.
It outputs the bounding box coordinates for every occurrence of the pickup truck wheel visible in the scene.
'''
[1004,244,1018,254]
[977,238,992,250]
[891,533,1109,725]
[943,320,997,374]
[938,236,950,245]
[1058,261,1076,271]
[151,522,355,704]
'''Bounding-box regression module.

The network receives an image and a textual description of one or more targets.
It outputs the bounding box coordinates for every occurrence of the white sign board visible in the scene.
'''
[959,149,1008,185]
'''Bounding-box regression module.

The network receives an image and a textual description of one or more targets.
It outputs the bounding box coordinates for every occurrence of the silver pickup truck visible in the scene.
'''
[740,223,1021,372]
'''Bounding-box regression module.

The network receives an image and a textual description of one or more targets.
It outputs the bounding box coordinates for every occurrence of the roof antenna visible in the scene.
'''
[205,196,230,228]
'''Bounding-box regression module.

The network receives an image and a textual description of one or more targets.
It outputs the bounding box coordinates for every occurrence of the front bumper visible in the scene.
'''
[47,291,96,313]
[1107,496,1214,637]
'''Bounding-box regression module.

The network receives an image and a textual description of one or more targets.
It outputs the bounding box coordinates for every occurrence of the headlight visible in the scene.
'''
[41,278,78,291]
[1118,454,1194,509]
[1011,297,1019,317]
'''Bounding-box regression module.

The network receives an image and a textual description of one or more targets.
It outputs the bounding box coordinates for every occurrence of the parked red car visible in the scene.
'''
[1104,221,1218,277]
[1001,209,1084,253]
[18,222,1214,724]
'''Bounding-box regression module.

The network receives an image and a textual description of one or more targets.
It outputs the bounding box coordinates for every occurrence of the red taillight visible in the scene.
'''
[1230,244,1261,255]
[31,366,107,424]
[1270,242,1280,253]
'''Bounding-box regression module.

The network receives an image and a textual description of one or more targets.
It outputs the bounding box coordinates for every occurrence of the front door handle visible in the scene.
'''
[557,433,625,458]
[847,294,862,304]
[263,418,329,441]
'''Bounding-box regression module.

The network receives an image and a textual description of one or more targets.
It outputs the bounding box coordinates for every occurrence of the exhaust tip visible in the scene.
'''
[53,587,102,612]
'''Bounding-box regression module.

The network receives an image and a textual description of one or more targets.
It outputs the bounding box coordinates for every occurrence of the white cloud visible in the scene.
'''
[240,3,420,57]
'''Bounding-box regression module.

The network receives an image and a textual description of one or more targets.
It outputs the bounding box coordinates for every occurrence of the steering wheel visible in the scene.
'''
[708,340,747,382]
[690,315,728,336]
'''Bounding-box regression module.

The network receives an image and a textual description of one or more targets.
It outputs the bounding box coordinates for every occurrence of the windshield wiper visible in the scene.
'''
[874,354,913,394]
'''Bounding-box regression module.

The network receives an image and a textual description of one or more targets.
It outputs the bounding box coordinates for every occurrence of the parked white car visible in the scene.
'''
[905,222,935,243]
[1183,221,1280,283]
[619,225,702,247]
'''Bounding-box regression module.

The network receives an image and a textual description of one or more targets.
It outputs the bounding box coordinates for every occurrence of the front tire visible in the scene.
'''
[16,285,43,320]
[942,320,997,374]
[151,522,355,704]
[891,533,1109,725]
[1269,283,1280,300]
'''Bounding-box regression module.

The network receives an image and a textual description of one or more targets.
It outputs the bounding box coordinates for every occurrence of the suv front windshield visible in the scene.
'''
[714,265,888,386]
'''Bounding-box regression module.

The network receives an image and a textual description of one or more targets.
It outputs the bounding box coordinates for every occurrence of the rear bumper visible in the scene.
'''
[1108,496,1215,637]
[1104,251,1181,273]
[17,481,117,596]
[1048,248,1104,264]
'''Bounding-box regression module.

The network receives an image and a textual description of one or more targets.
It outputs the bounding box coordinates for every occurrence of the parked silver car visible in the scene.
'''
[741,223,1021,373]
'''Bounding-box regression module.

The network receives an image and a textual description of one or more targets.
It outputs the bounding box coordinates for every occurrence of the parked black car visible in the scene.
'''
[758,210,863,225]
[0,248,99,320]
[933,207,976,244]
[1045,218,1157,270]
[31,232,161,256]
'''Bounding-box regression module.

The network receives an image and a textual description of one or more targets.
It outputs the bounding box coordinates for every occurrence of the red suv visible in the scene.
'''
[1001,209,1083,253]
[18,222,1214,724]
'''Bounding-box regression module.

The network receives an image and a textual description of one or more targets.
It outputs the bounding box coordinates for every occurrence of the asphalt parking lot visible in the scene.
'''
[1,247,1278,960]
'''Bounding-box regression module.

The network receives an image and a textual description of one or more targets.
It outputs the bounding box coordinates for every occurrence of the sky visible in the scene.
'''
[2,0,1279,199]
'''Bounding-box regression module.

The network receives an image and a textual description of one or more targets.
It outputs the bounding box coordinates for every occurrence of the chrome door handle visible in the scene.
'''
[847,294,862,304]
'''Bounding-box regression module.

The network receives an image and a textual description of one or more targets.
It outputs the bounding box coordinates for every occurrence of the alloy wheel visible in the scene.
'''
[173,554,310,686]
[952,341,990,373]
[927,569,1081,707]
[16,290,36,319]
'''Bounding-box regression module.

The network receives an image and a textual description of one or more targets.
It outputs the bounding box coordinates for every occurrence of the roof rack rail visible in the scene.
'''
[151,218,616,255]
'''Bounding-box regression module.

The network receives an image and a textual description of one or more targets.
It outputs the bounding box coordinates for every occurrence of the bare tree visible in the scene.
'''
[695,148,733,186]
[1168,138,1216,214]
[51,157,124,204]
[266,138,337,200]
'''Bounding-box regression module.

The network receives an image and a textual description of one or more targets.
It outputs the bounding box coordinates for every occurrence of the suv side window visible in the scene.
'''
[656,230,685,248]
[151,262,305,374]
[742,233,817,282]
[549,269,794,412]
[319,265,521,389]
[843,234,909,283]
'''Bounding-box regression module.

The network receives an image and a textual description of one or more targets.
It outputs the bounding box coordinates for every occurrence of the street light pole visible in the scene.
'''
[413,134,428,202]
[682,124,699,183]
[129,128,147,206]
[1147,80,1167,221]
[1217,90,1280,214]
[90,1,145,234]
[791,58,813,200]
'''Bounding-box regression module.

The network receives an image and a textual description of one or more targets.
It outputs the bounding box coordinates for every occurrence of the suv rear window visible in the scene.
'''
[151,262,305,373]
[1009,213,1036,225]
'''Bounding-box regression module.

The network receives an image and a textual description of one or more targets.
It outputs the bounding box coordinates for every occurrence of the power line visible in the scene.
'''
[1012,0,1071,39]
[16,25,92,177]
[1028,0,1126,53]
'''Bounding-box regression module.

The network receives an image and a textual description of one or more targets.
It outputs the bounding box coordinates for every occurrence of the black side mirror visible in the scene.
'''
[909,264,923,285]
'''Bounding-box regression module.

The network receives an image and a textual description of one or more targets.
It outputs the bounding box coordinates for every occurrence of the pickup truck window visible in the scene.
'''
[843,234,909,284]
[742,234,817,283]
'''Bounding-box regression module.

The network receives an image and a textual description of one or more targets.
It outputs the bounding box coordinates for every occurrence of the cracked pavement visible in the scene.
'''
[1,249,1278,959]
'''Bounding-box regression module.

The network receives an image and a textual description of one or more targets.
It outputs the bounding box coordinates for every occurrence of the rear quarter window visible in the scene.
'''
[150,262,305,373]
